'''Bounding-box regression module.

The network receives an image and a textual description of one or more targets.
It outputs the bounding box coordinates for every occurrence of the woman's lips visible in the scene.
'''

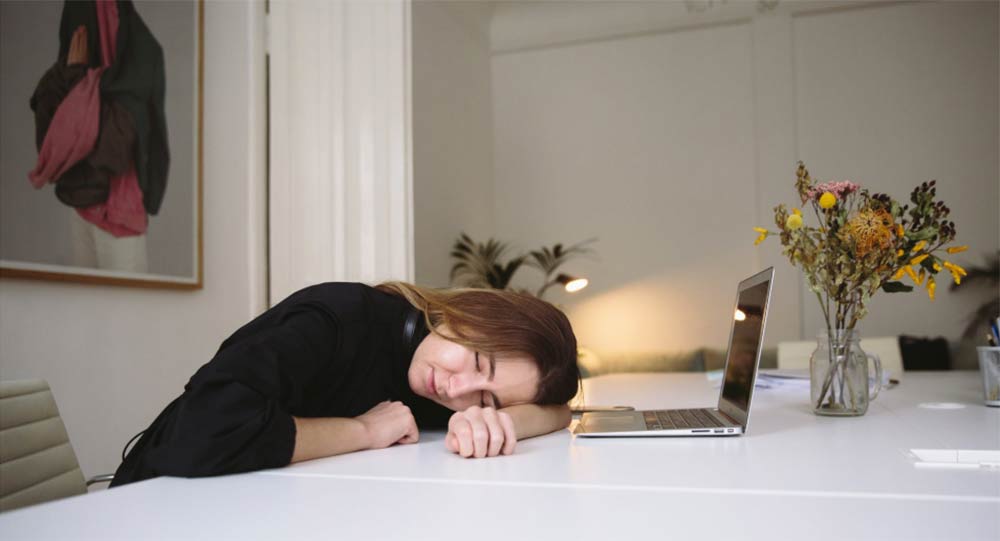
[428,368,437,396]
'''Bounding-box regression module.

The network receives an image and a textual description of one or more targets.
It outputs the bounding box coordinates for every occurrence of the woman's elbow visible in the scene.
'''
[556,404,572,429]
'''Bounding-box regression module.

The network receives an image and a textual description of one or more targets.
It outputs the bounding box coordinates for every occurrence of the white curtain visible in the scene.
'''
[268,0,414,304]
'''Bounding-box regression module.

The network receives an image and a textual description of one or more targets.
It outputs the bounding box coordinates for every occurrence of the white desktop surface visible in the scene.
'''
[270,372,1000,500]
[0,471,994,541]
[1,372,997,540]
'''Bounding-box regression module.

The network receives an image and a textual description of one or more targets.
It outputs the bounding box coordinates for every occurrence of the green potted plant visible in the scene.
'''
[449,233,595,299]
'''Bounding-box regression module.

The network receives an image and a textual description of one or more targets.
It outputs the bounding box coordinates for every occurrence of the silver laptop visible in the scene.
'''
[574,267,774,437]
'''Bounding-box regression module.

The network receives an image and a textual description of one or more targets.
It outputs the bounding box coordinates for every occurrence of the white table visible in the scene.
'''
[2,372,997,540]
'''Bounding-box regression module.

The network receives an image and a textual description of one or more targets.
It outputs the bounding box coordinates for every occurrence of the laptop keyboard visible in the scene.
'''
[643,409,724,430]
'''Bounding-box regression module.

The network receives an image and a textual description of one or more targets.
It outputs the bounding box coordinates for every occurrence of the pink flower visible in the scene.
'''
[807,180,859,201]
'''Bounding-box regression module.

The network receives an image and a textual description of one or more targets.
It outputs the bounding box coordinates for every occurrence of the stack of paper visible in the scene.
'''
[909,449,1000,470]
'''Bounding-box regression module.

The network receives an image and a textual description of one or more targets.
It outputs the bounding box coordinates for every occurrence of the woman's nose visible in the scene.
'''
[447,372,483,398]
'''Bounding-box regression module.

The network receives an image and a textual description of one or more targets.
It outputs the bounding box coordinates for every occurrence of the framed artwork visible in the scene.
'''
[0,0,203,289]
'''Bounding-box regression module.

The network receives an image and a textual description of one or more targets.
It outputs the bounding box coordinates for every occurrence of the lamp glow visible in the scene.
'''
[734,308,746,321]
[565,278,588,293]
[556,273,589,294]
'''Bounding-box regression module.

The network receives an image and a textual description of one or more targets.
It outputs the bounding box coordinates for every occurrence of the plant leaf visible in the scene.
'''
[881,281,913,293]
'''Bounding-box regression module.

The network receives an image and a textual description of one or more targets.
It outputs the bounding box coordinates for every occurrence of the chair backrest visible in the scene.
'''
[0,380,87,512]
[777,336,904,379]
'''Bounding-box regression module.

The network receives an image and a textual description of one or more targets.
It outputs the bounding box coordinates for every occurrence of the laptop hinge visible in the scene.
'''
[714,409,741,427]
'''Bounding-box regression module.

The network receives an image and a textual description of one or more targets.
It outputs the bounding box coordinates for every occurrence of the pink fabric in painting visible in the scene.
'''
[76,166,147,237]
[96,0,118,65]
[77,0,147,237]
[27,68,104,188]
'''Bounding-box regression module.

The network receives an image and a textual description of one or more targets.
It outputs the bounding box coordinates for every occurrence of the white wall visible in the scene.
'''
[0,1,267,479]
[793,2,999,342]
[412,0,496,287]
[492,20,761,356]
[488,1,998,360]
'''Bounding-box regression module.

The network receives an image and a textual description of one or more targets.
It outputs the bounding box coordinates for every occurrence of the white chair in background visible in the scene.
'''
[777,336,904,380]
[0,380,113,512]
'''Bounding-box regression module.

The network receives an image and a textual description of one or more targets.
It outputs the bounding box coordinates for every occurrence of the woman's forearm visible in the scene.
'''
[500,403,572,440]
[290,416,370,463]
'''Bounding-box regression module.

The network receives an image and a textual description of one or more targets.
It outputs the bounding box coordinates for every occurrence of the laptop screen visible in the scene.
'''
[720,280,771,412]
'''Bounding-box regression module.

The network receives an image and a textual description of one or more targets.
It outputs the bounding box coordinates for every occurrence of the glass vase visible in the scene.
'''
[810,330,882,416]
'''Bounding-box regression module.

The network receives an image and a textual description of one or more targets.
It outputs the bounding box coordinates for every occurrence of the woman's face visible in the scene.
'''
[408,327,539,412]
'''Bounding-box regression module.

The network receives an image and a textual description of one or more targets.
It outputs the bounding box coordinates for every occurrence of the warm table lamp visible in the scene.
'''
[537,273,589,298]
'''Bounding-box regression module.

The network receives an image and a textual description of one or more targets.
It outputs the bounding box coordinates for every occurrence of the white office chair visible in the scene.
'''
[777,336,903,380]
[0,380,113,512]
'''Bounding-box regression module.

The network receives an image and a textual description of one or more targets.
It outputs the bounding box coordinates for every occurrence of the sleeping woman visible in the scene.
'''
[110,282,580,486]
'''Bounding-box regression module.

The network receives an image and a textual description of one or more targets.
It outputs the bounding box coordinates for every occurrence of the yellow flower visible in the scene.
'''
[916,268,926,285]
[891,268,906,281]
[932,262,942,272]
[946,245,968,254]
[753,228,769,246]
[896,249,904,257]
[793,208,802,216]
[895,224,904,237]
[911,240,927,253]
[943,261,967,276]
[818,192,836,209]
[785,214,803,230]
[943,261,966,285]
[904,265,919,282]
[927,277,936,301]
[910,254,929,266]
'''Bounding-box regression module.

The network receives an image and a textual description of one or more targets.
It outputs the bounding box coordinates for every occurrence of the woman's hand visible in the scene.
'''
[445,406,517,458]
[356,401,419,449]
[67,25,88,66]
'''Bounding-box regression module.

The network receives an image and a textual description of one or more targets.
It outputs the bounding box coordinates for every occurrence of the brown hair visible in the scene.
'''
[376,282,580,405]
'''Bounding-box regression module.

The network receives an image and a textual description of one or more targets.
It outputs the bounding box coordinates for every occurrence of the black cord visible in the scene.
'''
[121,430,146,462]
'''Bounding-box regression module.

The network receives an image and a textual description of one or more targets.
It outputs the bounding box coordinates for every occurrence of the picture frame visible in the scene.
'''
[0,0,203,289]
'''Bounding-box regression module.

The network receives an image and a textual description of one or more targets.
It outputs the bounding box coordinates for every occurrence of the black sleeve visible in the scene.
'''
[143,307,340,478]
[142,40,170,215]
[412,401,454,429]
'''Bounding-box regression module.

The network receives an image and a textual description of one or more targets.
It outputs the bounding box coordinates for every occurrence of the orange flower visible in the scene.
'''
[846,208,894,257]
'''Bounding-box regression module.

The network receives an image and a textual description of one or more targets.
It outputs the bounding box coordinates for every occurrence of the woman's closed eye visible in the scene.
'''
[475,351,486,407]
[474,351,501,409]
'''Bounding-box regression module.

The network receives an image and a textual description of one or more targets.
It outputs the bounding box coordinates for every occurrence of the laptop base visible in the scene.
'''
[575,408,743,438]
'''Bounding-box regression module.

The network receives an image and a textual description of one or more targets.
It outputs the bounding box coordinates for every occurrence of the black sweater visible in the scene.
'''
[110,283,451,487]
